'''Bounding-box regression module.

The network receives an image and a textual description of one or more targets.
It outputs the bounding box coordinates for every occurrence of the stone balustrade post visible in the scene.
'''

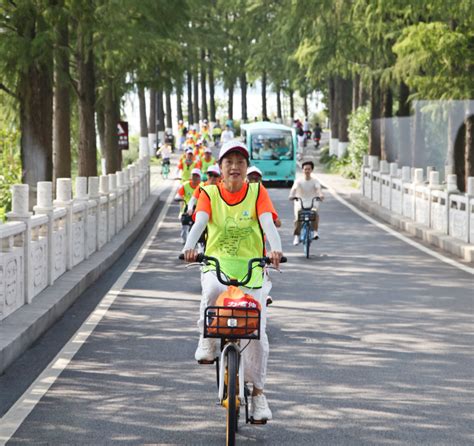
[74,177,89,259]
[389,162,398,177]
[88,177,100,253]
[99,175,110,242]
[108,173,118,237]
[413,168,424,184]
[117,171,127,228]
[33,181,54,286]
[54,178,73,270]
[446,174,458,193]
[123,169,130,225]
[402,166,411,182]
[380,160,389,174]
[7,184,32,304]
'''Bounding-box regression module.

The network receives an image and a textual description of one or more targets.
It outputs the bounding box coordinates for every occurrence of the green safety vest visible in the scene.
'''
[200,157,216,180]
[183,181,199,205]
[181,160,198,182]
[203,182,264,288]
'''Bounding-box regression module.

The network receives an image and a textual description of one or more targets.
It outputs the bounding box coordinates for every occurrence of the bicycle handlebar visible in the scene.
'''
[178,254,287,287]
[293,196,321,210]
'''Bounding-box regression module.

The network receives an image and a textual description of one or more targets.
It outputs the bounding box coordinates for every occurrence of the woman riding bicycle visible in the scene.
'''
[183,140,283,422]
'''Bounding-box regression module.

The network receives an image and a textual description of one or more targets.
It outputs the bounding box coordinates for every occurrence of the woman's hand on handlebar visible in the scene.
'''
[183,248,199,263]
[268,251,283,270]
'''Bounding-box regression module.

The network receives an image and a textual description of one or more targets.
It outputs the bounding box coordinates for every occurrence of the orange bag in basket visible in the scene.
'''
[208,286,261,336]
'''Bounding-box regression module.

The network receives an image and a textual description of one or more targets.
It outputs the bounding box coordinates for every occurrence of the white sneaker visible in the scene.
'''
[293,235,300,246]
[251,394,272,421]
[313,231,319,240]
[194,336,217,362]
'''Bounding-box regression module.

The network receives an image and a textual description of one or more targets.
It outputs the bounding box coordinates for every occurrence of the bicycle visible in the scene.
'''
[161,158,170,179]
[295,197,321,258]
[179,253,287,445]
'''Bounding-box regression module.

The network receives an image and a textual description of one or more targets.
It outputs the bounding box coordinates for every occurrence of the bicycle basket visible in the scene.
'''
[204,286,261,339]
[298,210,317,222]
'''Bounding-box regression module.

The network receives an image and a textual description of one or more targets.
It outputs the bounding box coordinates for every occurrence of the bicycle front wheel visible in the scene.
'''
[304,224,311,258]
[226,348,238,446]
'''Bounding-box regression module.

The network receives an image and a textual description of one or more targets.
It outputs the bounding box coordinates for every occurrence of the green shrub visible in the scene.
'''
[320,105,369,180]
[0,128,22,221]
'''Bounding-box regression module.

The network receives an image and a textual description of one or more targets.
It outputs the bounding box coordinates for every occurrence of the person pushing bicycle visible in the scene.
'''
[289,160,324,245]
[183,140,283,422]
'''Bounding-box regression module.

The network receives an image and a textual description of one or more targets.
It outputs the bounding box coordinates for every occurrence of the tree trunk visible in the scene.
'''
[359,77,369,106]
[148,88,156,134]
[352,73,360,111]
[53,13,71,181]
[465,109,474,187]
[289,88,294,120]
[454,121,466,191]
[156,89,165,132]
[261,71,267,119]
[381,87,393,161]
[303,94,308,118]
[165,88,172,129]
[338,77,352,143]
[193,70,200,125]
[240,71,247,123]
[369,78,382,157]
[187,71,193,125]
[19,64,53,206]
[228,82,234,120]
[329,77,338,140]
[76,25,97,177]
[96,107,105,172]
[208,52,216,122]
[176,79,183,122]
[397,81,411,166]
[200,49,208,121]
[103,85,120,174]
[276,85,282,120]
[138,85,148,137]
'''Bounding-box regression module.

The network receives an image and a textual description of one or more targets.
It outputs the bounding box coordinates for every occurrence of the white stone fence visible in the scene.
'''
[361,155,474,245]
[0,158,150,322]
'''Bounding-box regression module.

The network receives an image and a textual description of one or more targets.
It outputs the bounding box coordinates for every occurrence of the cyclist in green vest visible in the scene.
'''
[199,147,217,181]
[178,148,201,183]
[175,168,202,243]
[183,140,283,422]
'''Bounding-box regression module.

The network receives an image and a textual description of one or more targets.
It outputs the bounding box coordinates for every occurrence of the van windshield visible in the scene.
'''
[250,130,293,160]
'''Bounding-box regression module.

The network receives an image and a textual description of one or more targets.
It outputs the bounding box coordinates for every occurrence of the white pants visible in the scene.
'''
[199,270,269,390]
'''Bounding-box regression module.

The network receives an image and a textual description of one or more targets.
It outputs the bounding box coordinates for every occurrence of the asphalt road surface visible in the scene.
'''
[1,176,473,445]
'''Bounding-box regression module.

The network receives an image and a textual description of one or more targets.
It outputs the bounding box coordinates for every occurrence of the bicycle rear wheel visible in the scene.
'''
[226,348,238,446]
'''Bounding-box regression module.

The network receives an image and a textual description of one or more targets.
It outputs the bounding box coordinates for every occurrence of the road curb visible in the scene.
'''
[0,188,163,375]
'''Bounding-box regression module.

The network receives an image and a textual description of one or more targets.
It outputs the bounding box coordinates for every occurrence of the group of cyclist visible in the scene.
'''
[168,120,324,423]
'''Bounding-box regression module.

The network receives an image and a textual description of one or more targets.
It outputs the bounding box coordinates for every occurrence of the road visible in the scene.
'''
[1,169,473,445]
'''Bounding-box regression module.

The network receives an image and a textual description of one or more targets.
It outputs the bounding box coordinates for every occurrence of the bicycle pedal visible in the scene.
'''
[250,417,267,425]
[197,359,216,365]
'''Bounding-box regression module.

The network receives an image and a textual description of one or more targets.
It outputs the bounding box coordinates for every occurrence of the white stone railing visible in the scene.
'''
[361,155,474,245]
[0,157,150,322]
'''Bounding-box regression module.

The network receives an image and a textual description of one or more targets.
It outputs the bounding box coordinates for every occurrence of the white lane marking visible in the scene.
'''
[0,184,177,444]
[321,181,474,275]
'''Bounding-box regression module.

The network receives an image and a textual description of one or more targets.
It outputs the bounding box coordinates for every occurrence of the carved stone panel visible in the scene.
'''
[1,249,24,320]
[31,236,48,298]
